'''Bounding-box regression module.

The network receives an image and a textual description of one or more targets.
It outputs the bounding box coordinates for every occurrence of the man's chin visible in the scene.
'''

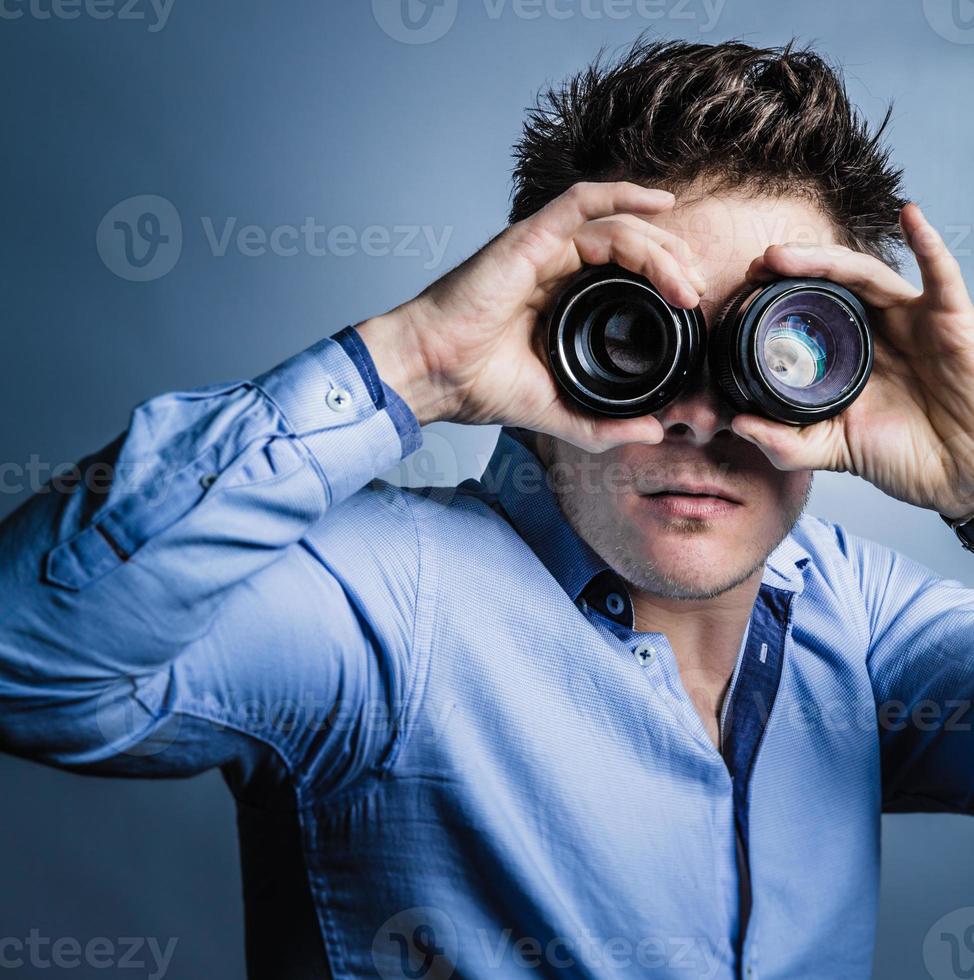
[617,541,767,601]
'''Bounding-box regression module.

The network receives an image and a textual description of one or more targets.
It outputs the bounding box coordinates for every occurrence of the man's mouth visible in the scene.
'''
[639,482,743,518]
[642,482,743,504]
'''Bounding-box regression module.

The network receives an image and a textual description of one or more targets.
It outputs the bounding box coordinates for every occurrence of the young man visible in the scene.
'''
[2,37,973,980]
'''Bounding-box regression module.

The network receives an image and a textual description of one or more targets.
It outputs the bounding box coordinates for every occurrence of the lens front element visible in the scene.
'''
[762,314,830,389]
[548,264,705,418]
[709,278,872,424]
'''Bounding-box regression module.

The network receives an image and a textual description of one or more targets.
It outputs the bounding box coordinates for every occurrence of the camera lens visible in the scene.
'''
[547,264,704,418]
[587,300,672,378]
[709,278,871,424]
[761,313,830,389]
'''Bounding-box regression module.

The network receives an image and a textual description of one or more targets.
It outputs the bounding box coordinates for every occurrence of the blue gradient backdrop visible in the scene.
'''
[1,1,972,977]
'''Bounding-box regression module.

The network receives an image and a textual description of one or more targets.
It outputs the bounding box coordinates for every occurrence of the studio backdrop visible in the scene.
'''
[1,1,972,977]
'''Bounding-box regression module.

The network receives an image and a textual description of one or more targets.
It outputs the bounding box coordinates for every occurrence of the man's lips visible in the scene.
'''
[640,482,743,504]
[639,492,741,520]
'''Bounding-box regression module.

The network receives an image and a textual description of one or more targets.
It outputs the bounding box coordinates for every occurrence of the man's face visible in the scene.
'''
[541,190,826,600]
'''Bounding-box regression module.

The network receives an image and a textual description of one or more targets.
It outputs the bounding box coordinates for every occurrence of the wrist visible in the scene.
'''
[353,301,457,428]
[935,486,974,523]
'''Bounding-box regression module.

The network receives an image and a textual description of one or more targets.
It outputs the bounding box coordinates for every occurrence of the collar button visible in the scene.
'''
[605,592,625,616]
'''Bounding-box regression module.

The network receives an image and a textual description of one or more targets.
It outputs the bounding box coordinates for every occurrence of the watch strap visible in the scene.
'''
[941,512,974,553]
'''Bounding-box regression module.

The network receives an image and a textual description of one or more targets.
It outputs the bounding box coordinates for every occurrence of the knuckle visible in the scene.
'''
[666,237,693,262]
[513,224,554,262]
[653,250,682,278]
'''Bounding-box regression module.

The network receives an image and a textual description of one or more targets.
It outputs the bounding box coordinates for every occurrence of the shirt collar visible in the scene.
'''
[481,426,613,604]
[480,426,812,609]
[762,530,812,593]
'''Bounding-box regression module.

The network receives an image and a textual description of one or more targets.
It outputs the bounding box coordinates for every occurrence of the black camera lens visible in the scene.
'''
[709,278,872,424]
[547,264,705,418]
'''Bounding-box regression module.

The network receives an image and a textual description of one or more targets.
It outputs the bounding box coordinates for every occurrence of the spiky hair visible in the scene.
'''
[510,36,907,266]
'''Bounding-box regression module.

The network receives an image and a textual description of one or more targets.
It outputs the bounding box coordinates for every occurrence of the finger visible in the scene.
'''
[579,213,708,295]
[545,405,666,455]
[531,181,676,241]
[608,212,701,269]
[745,242,920,310]
[572,219,702,309]
[900,202,971,314]
[645,224,708,295]
[730,414,843,472]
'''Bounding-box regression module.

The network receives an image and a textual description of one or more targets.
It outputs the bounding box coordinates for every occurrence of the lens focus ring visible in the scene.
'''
[547,264,705,419]
[708,278,872,425]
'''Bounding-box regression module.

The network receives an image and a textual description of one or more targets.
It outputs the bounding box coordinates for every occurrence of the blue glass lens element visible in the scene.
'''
[762,314,830,389]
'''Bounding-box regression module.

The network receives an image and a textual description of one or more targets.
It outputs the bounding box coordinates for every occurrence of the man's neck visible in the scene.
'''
[630,566,764,750]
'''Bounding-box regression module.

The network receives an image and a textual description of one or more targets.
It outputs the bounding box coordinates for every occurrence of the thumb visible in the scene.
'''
[551,409,666,454]
[730,414,828,471]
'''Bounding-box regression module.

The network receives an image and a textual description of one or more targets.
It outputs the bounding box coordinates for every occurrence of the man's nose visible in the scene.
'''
[654,362,737,446]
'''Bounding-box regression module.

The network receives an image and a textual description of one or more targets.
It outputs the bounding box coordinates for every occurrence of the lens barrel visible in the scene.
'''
[707,277,872,424]
[546,267,871,425]
[546,263,705,418]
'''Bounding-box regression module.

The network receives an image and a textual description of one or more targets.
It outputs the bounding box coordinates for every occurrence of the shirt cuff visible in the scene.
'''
[331,325,423,457]
[251,333,421,510]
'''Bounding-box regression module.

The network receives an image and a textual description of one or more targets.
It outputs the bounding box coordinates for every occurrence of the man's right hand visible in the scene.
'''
[354,181,706,453]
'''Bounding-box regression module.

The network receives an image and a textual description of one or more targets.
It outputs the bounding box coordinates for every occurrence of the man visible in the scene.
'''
[2,36,973,980]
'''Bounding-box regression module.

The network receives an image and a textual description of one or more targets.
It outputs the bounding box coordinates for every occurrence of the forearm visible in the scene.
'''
[0,329,419,761]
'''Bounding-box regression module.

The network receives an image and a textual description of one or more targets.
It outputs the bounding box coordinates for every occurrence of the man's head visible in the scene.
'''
[509,38,907,601]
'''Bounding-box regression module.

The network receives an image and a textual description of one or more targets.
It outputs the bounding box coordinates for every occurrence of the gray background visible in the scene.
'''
[1,0,973,977]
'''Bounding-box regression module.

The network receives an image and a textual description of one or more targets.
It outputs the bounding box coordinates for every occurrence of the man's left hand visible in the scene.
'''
[732,202,974,521]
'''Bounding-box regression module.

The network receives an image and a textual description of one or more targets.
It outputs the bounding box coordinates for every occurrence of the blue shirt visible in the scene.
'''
[1,327,973,979]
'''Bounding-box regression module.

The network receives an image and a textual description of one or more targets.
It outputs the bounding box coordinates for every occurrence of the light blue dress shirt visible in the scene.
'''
[1,326,972,979]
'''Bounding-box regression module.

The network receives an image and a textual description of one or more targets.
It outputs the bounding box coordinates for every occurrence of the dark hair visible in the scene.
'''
[510,36,907,266]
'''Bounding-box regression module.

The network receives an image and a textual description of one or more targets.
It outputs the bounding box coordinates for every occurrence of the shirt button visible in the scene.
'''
[633,642,655,665]
[199,473,218,489]
[326,387,353,412]
[605,592,625,616]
